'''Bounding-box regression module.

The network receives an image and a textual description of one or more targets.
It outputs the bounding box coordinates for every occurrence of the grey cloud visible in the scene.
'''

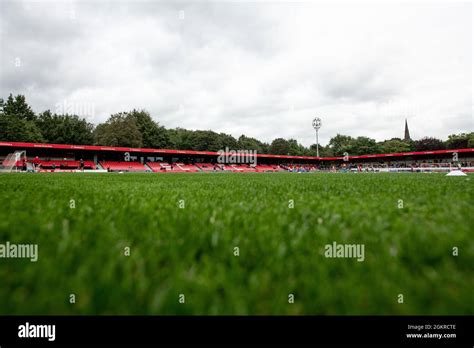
[0,1,471,146]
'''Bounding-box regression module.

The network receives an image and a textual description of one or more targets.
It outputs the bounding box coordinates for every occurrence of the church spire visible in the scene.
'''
[404,118,411,141]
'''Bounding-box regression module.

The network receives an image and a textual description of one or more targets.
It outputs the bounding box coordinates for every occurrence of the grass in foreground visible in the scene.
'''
[0,172,472,315]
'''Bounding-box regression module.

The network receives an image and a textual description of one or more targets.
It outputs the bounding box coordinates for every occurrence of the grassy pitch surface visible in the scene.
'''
[0,172,472,315]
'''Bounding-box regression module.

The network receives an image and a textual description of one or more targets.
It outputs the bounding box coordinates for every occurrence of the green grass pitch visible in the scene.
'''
[0,172,472,315]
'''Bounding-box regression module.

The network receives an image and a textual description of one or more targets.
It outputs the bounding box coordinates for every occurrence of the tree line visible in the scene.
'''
[1,94,473,156]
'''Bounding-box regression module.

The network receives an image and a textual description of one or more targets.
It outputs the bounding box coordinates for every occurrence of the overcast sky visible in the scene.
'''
[0,0,472,146]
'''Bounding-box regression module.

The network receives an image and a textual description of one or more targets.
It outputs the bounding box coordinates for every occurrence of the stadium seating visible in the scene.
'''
[217,164,235,171]
[4,150,473,174]
[229,164,257,172]
[195,163,217,171]
[37,160,96,169]
[147,162,201,173]
[254,164,281,172]
[99,161,147,172]
[12,159,98,170]
[147,162,170,172]
[175,163,200,172]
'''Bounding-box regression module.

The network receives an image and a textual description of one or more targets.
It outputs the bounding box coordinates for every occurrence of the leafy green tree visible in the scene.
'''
[35,111,94,144]
[287,139,310,156]
[1,94,36,121]
[412,137,445,151]
[0,94,43,142]
[167,128,194,150]
[468,134,474,148]
[2,93,472,155]
[351,136,379,155]
[288,139,300,156]
[94,113,142,147]
[319,145,334,157]
[445,133,473,149]
[0,114,44,142]
[217,133,239,150]
[238,135,269,153]
[310,144,333,157]
[328,134,355,156]
[128,109,170,148]
[186,130,222,151]
[269,138,290,155]
[379,139,411,153]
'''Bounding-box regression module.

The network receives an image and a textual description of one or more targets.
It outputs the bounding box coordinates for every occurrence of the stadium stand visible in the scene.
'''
[99,161,147,172]
[1,142,473,173]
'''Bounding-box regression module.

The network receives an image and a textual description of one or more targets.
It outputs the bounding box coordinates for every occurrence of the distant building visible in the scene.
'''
[404,119,411,141]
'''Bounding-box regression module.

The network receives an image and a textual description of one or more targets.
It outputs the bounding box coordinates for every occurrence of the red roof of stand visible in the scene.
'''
[0,141,473,161]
